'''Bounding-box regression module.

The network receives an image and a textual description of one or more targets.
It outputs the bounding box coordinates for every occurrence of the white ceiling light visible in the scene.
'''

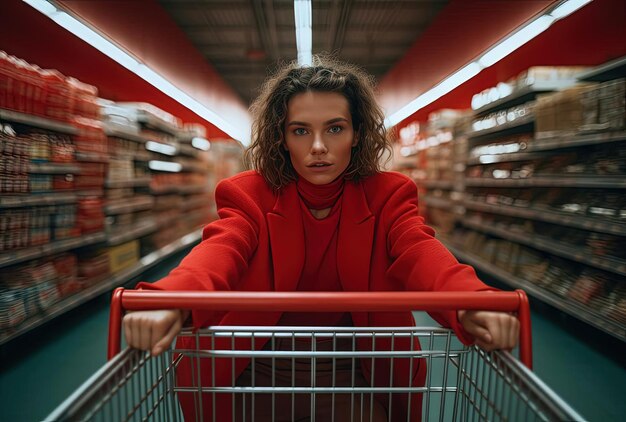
[146,141,177,156]
[385,63,481,127]
[478,15,555,68]
[23,0,250,145]
[294,0,313,66]
[385,0,594,129]
[191,137,211,151]
[148,160,182,172]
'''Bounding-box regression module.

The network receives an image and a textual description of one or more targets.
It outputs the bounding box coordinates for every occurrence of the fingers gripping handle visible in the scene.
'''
[108,288,533,367]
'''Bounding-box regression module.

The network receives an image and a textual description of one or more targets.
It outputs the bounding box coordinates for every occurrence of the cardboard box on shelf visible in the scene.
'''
[107,240,139,274]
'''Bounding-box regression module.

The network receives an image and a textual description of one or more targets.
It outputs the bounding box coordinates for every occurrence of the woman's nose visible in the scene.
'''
[311,133,328,154]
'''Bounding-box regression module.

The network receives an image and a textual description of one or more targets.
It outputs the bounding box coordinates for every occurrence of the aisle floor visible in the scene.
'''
[0,249,624,421]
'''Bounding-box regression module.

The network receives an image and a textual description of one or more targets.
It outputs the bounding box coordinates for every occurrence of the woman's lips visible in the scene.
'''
[307,163,333,172]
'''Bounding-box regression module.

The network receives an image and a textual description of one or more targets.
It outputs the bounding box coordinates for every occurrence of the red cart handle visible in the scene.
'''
[109,289,532,368]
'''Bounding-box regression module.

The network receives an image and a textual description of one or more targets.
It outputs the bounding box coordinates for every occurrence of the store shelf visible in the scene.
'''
[104,197,154,215]
[75,152,109,163]
[132,150,152,162]
[460,217,626,277]
[468,114,534,140]
[421,180,455,190]
[473,81,573,117]
[181,196,211,212]
[528,130,626,152]
[136,112,180,136]
[466,151,548,166]
[0,232,106,269]
[103,125,146,143]
[422,195,455,210]
[0,229,202,346]
[0,192,76,209]
[465,175,626,188]
[463,199,626,236]
[151,183,210,195]
[76,189,105,197]
[178,144,199,157]
[577,55,626,82]
[29,162,81,174]
[0,108,78,135]
[179,162,208,173]
[105,177,151,189]
[107,219,159,246]
[441,239,626,342]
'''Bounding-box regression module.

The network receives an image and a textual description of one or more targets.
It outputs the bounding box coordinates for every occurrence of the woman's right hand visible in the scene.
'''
[123,309,190,356]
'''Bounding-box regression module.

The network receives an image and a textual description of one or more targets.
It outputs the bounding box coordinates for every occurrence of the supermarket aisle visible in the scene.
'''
[1,251,625,421]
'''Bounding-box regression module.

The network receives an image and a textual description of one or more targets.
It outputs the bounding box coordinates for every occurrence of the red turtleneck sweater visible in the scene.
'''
[279,175,352,326]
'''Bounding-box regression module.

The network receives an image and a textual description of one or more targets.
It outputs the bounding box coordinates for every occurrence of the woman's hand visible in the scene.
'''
[123,309,190,356]
[457,310,520,351]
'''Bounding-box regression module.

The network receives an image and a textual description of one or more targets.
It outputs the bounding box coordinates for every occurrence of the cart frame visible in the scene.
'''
[45,289,586,421]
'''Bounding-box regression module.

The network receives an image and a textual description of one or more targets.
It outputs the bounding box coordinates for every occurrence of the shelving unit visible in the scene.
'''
[29,163,81,174]
[460,217,626,277]
[422,195,455,210]
[577,55,626,82]
[423,180,455,190]
[0,229,202,346]
[0,108,78,135]
[473,80,575,116]
[0,232,106,269]
[462,199,626,236]
[104,177,151,189]
[467,113,534,140]
[466,151,548,165]
[433,61,626,340]
[107,219,159,246]
[0,192,77,208]
[441,239,626,342]
[528,130,626,152]
[104,196,154,215]
[465,175,626,188]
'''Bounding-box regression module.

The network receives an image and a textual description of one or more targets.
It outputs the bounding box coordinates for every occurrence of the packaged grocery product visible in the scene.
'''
[568,269,608,304]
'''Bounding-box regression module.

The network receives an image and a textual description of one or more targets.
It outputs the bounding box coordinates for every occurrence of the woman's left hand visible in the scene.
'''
[457,310,520,351]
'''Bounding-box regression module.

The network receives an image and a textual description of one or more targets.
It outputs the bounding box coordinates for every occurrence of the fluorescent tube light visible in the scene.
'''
[146,141,177,156]
[294,0,312,66]
[385,62,481,127]
[385,0,592,129]
[551,0,593,19]
[23,0,55,15]
[22,0,251,145]
[191,137,211,151]
[478,15,555,68]
[148,160,182,172]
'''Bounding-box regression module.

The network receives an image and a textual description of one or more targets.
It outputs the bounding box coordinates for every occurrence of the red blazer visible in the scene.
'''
[139,170,492,421]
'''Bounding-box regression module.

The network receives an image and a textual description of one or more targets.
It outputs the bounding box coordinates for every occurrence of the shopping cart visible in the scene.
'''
[47,289,584,421]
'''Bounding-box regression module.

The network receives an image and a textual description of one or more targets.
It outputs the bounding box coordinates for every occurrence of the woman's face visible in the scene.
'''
[284,91,356,185]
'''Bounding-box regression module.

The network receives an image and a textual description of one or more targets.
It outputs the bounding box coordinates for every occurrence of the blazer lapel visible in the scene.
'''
[337,181,375,292]
[267,183,305,292]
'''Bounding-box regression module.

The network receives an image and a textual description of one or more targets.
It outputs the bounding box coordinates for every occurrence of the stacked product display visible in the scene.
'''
[394,59,626,341]
[0,52,242,345]
[392,110,469,234]
[1,52,107,339]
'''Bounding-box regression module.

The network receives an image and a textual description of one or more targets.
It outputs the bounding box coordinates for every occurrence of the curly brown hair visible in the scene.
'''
[244,55,392,190]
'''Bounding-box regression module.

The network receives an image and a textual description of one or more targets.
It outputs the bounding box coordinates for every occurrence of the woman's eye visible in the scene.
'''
[328,126,342,134]
[294,128,308,135]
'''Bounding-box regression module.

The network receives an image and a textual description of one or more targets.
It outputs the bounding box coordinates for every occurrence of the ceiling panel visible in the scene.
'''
[158,0,449,104]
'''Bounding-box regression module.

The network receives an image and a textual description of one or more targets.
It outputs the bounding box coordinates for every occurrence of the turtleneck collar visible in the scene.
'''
[296,173,345,210]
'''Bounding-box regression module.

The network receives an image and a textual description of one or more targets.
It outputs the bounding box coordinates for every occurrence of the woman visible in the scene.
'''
[124,56,519,421]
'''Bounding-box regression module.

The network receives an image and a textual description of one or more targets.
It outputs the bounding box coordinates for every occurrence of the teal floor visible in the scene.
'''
[0,250,624,421]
